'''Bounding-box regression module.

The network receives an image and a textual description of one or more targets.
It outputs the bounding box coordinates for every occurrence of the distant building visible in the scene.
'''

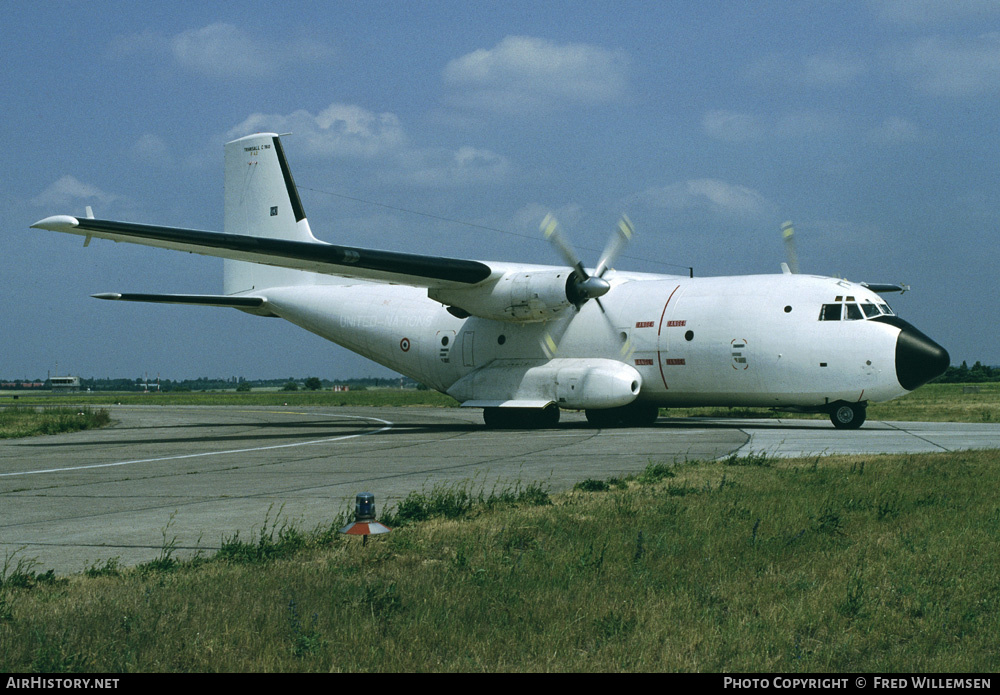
[50,376,81,391]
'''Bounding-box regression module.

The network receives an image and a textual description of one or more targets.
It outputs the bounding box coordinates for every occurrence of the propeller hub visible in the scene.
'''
[577,276,611,299]
[541,213,630,307]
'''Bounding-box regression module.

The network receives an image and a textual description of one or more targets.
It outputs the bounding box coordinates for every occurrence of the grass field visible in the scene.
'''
[4,381,999,424]
[0,406,110,439]
[1,449,997,672]
[2,388,458,409]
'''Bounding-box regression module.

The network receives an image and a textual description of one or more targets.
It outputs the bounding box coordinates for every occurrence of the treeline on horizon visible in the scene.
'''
[0,375,420,392]
[935,361,1000,383]
[3,361,998,391]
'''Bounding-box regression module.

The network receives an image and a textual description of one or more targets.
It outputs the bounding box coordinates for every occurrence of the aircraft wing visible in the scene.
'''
[31,215,494,288]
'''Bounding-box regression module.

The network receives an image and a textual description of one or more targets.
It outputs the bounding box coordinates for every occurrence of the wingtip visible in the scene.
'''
[91,293,123,300]
[32,215,80,232]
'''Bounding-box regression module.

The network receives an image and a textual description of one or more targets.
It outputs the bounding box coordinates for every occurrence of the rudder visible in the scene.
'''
[223,133,321,293]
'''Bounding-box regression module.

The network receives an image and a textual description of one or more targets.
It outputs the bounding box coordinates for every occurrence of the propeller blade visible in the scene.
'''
[539,305,631,360]
[595,215,633,278]
[781,221,800,274]
[541,214,588,282]
[540,331,559,358]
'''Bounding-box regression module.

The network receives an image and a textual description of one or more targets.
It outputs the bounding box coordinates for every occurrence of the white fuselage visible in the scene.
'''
[261,268,910,410]
[33,131,946,422]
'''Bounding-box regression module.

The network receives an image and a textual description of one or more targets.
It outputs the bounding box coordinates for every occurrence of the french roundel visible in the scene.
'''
[400,337,411,352]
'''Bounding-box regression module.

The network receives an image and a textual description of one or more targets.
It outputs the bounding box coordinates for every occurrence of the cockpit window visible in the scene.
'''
[820,299,895,321]
[819,304,841,321]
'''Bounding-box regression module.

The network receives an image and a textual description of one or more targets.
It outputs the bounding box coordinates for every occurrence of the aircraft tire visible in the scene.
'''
[585,408,621,428]
[627,403,660,427]
[539,403,561,428]
[483,407,510,429]
[830,403,866,430]
[586,402,659,428]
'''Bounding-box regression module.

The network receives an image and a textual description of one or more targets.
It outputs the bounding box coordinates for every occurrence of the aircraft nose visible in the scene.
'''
[895,320,950,391]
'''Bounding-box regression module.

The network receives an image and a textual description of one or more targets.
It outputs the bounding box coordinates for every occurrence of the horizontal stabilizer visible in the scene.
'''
[33,216,494,288]
[93,292,275,316]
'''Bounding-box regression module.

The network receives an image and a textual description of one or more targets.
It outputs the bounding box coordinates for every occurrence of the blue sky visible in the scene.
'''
[4,1,999,380]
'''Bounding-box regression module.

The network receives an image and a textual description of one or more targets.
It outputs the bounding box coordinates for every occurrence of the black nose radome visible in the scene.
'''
[894,320,950,391]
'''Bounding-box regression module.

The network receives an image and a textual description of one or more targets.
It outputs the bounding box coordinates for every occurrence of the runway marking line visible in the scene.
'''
[0,413,393,479]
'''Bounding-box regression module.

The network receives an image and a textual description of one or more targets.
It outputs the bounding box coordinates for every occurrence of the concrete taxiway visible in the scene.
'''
[2,405,998,574]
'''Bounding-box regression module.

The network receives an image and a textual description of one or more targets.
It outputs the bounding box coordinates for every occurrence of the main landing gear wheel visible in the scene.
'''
[830,402,866,430]
[585,402,660,428]
[483,404,560,429]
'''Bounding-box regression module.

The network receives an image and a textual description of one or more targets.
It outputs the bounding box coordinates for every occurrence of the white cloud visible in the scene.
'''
[636,179,775,222]
[395,146,511,187]
[227,104,406,158]
[171,24,273,78]
[874,0,1000,25]
[748,52,868,88]
[227,104,510,188]
[443,36,628,114]
[703,110,840,142]
[111,23,335,79]
[131,134,172,164]
[893,33,1000,96]
[702,111,767,143]
[870,116,923,144]
[31,176,120,209]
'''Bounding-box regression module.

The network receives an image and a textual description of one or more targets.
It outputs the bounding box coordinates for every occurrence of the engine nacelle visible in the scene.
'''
[448,358,642,410]
[429,270,575,322]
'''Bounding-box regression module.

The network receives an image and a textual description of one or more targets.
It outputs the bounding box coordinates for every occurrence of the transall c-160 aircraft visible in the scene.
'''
[32,133,949,430]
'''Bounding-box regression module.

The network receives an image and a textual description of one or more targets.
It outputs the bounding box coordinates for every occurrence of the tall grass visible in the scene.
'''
[0,406,111,439]
[1,449,997,672]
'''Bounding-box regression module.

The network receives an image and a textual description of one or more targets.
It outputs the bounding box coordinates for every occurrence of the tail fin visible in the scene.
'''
[223,133,321,293]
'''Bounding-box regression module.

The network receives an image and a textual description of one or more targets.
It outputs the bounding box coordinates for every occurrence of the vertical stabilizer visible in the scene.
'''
[224,133,321,293]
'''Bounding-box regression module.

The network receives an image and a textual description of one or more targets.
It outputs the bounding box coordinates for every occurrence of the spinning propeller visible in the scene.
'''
[541,213,633,311]
[538,213,636,358]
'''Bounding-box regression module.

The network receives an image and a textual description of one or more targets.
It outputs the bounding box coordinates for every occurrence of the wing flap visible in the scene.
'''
[32,215,494,288]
